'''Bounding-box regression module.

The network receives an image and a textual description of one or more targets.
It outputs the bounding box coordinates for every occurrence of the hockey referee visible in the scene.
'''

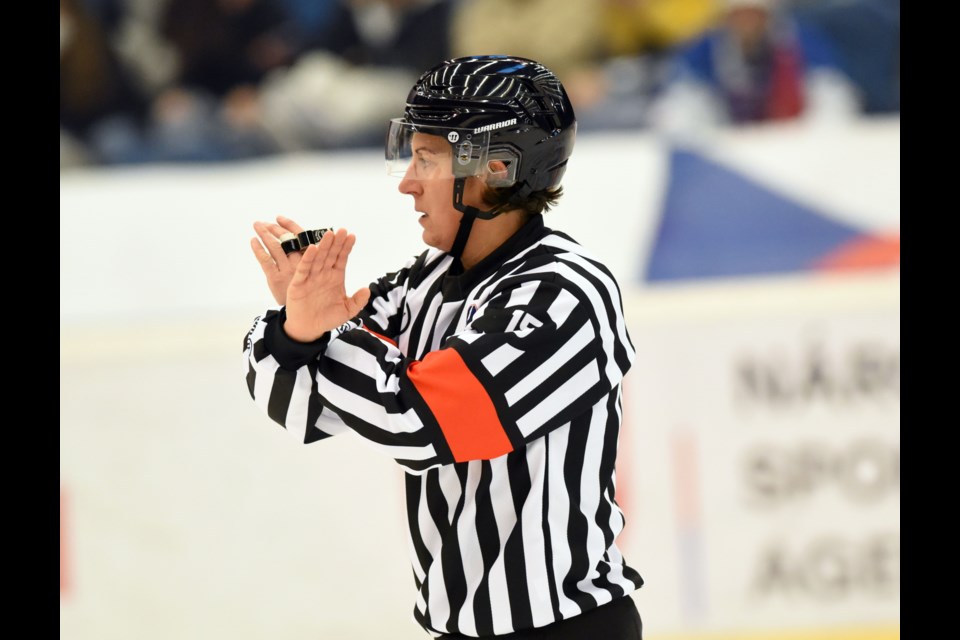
[245,55,644,639]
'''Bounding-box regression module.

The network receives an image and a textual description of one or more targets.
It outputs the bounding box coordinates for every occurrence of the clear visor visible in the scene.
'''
[385,119,492,181]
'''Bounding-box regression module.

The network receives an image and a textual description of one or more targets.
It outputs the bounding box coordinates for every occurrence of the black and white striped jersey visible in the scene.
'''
[243,216,643,637]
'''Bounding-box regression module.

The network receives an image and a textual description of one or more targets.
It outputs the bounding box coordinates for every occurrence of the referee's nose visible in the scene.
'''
[398,162,422,196]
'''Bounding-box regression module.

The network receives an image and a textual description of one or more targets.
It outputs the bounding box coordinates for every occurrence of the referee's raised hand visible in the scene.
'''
[282,227,371,343]
[250,215,306,305]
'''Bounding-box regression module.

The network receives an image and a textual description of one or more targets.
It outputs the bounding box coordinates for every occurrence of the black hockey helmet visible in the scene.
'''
[386,55,577,260]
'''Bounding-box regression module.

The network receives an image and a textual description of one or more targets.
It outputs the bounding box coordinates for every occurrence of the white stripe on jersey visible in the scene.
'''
[481,343,523,376]
[486,456,516,635]
[318,375,424,435]
[546,425,582,619]
[520,438,554,628]
[324,340,403,393]
[505,281,537,308]
[578,397,613,594]
[455,463,485,636]
[515,362,601,437]
[546,287,579,328]
[504,321,594,405]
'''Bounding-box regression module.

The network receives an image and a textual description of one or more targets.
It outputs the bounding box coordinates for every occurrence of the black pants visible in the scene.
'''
[437,595,643,640]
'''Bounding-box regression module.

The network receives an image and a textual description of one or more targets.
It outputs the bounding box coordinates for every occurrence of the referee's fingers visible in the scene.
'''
[334,233,357,271]
[276,215,305,235]
[312,228,338,274]
[250,237,275,273]
[254,221,290,266]
[291,243,319,286]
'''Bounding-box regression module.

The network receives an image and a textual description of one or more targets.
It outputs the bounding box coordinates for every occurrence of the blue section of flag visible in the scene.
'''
[644,148,864,282]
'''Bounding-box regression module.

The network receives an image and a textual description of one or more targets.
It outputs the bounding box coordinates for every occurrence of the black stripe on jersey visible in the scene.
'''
[328,332,417,407]
[493,248,563,289]
[405,474,434,608]
[541,436,563,623]
[408,250,447,289]
[420,301,453,354]
[312,359,439,453]
[589,393,635,597]
[425,469,454,543]
[317,352,396,409]
[251,309,280,363]
[560,411,601,613]
[303,366,333,444]
[440,464,470,631]
[365,262,414,335]
[411,467,455,629]
[245,358,257,400]
[510,357,605,443]
[470,460,499,636]
[303,424,332,443]
[406,275,447,358]
[324,400,436,450]
[550,250,633,375]
[252,336,270,363]
[598,393,623,504]
[503,452,534,630]
[594,555,627,601]
[266,366,298,427]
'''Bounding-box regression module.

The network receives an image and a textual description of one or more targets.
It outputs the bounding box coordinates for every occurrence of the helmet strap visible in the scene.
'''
[450,177,516,264]
[450,177,480,263]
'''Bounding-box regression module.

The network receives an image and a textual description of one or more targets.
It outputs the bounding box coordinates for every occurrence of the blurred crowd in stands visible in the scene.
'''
[60,0,900,170]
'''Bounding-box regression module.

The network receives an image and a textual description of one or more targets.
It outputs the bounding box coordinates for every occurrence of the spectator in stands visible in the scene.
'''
[450,0,603,85]
[304,0,452,74]
[239,0,453,151]
[787,0,899,114]
[448,0,721,133]
[60,0,150,167]
[102,0,303,164]
[570,0,722,131]
[648,0,861,135]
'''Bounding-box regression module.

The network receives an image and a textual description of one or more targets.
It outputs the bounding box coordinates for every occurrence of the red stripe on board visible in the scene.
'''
[61,488,69,597]
[407,349,512,462]
[672,432,702,528]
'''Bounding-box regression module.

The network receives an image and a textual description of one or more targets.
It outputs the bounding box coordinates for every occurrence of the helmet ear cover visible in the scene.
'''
[484,149,520,189]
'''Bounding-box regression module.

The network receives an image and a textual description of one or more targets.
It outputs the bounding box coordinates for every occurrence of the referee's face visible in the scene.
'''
[398,132,485,252]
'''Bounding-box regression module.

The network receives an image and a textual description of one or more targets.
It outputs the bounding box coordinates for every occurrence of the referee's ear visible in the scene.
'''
[484,160,512,188]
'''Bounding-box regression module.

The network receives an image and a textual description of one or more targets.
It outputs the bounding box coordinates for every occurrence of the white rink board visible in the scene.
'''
[61,120,899,639]
[620,273,899,635]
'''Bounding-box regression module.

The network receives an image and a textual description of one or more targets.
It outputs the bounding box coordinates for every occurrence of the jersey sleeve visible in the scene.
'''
[242,255,416,445]
[243,264,635,474]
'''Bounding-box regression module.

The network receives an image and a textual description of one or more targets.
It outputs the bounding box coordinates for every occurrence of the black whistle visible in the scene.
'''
[281,228,333,255]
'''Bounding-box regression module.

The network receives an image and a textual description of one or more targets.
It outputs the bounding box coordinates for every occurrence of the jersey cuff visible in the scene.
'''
[264,309,364,370]
[263,308,330,370]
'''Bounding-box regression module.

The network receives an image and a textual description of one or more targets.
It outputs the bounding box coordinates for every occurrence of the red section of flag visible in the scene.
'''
[814,232,901,271]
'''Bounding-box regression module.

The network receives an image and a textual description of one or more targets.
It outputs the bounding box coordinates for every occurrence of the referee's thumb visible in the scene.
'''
[348,287,372,315]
